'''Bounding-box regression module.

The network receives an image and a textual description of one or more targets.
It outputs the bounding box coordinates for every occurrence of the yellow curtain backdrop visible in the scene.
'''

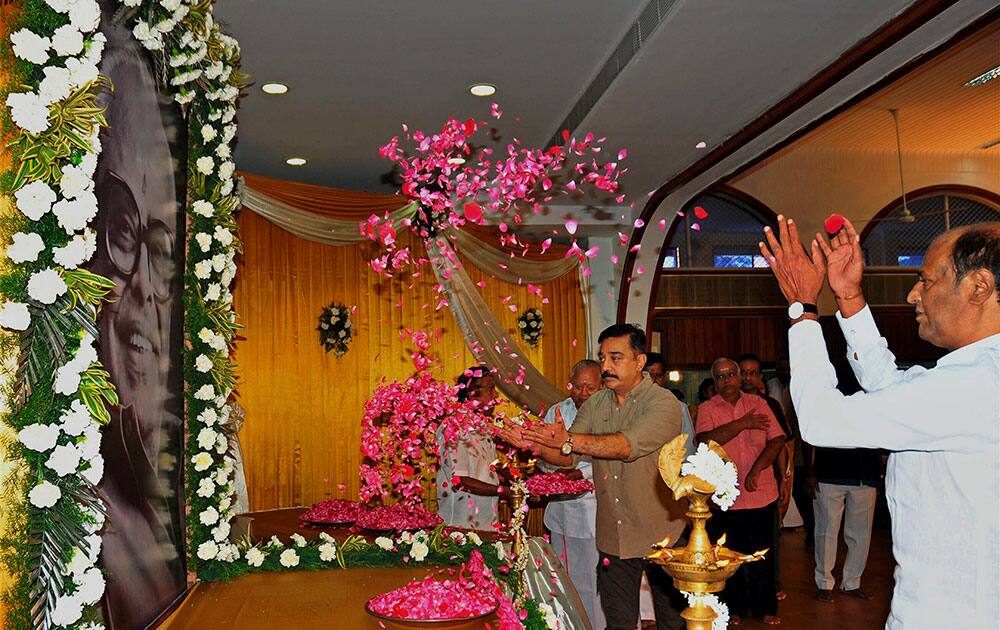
[233,210,587,511]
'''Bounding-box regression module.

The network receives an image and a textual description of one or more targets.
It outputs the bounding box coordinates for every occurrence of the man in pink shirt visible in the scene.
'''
[696,357,786,626]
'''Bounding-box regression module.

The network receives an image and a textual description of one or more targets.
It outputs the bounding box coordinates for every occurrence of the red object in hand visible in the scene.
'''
[693,205,709,220]
[526,471,594,496]
[824,213,847,235]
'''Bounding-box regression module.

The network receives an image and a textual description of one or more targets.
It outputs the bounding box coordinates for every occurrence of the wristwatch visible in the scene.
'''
[787,301,818,320]
[560,435,574,456]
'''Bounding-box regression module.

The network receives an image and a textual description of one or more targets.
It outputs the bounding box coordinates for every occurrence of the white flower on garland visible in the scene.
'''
[410,540,429,562]
[197,540,219,560]
[210,252,227,273]
[68,0,100,32]
[246,547,266,567]
[51,24,84,56]
[197,477,215,498]
[318,542,337,562]
[19,423,60,452]
[53,230,97,269]
[74,567,105,605]
[78,425,102,460]
[196,156,215,174]
[0,302,31,331]
[46,443,82,476]
[214,225,233,246]
[278,548,300,568]
[493,540,507,560]
[195,232,212,251]
[290,533,307,548]
[80,455,103,486]
[60,399,92,436]
[201,124,217,142]
[204,283,221,301]
[38,66,73,106]
[65,55,99,90]
[198,407,219,426]
[195,384,215,400]
[681,442,741,511]
[27,268,67,304]
[10,29,50,64]
[52,193,99,233]
[192,452,213,472]
[195,354,214,373]
[199,506,220,526]
[212,521,231,542]
[7,232,45,263]
[192,199,214,217]
[196,426,217,449]
[218,160,235,180]
[537,602,559,629]
[375,537,393,551]
[50,593,83,627]
[29,480,62,508]
[194,260,212,280]
[44,0,73,13]
[60,163,93,199]
[14,180,56,220]
[5,90,50,135]
[467,532,483,546]
[683,592,729,630]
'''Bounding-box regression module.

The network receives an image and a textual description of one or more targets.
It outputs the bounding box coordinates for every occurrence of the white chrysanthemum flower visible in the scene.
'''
[375,537,393,551]
[38,66,73,106]
[27,268,67,304]
[196,156,215,175]
[5,91,50,135]
[214,433,228,454]
[65,56,99,90]
[18,423,60,452]
[14,180,56,220]
[246,547,266,567]
[52,232,93,269]
[318,543,337,562]
[410,541,429,561]
[197,540,219,560]
[278,548,299,568]
[192,199,214,217]
[197,476,215,498]
[200,506,220,526]
[0,302,31,331]
[211,252,227,273]
[198,407,219,426]
[218,161,236,180]
[467,532,483,546]
[68,0,101,31]
[204,283,222,301]
[66,546,91,575]
[681,443,741,511]
[290,533,307,548]
[195,384,215,400]
[192,451,213,472]
[74,567,105,605]
[77,426,101,460]
[212,521,231,542]
[59,163,92,199]
[215,143,231,159]
[80,454,103,486]
[195,354,214,373]
[197,427,218,450]
[195,232,213,252]
[29,480,61,508]
[214,226,234,246]
[60,400,91,436]
[201,124,217,142]
[10,29,50,64]
[493,540,507,560]
[46,443,81,476]
[160,0,182,11]
[45,0,73,13]
[51,192,98,233]
[51,24,84,56]
[50,593,83,626]
[220,178,235,197]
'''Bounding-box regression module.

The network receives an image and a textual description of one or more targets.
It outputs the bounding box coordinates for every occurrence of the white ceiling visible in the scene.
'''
[216,0,982,212]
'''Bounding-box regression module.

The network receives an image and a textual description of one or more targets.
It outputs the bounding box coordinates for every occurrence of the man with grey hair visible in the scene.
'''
[540,358,604,627]
[760,217,999,629]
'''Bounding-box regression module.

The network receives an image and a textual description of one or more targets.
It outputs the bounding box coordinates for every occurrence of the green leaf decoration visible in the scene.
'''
[62,268,117,312]
[78,363,118,426]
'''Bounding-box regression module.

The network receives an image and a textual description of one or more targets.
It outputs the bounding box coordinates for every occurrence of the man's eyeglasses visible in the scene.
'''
[98,171,176,299]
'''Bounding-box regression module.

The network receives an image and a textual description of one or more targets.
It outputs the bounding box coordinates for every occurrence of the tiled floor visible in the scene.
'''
[736,527,893,629]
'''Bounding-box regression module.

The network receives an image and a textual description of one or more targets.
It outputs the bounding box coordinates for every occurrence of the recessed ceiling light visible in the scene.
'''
[695,141,707,149]
[469,83,496,97]
[286,157,306,166]
[447,156,466,165]
[261,82,289,95]
[964,65,1000,87]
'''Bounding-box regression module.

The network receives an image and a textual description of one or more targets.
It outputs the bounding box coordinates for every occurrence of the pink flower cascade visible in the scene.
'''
[525,471,594,496]
[359,329,492,508]
[361,108,628,276]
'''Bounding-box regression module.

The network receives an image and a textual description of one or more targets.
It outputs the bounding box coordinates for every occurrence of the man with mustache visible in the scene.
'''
[517,324,687,630]
[759,216,999,629]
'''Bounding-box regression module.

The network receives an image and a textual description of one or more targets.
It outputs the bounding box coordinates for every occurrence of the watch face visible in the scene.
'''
[788,302,804,319]
[561,442,572,455]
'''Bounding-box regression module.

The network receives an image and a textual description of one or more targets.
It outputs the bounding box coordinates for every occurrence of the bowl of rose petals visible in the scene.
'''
[356,504,444,532]
[525,471,594,497]
[365,574,498,629]
[299,499,363,525]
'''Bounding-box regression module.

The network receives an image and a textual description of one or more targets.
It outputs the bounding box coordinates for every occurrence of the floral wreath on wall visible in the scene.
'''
[516,307,542,348]
[2,3,553,630]
[317,301,352,356]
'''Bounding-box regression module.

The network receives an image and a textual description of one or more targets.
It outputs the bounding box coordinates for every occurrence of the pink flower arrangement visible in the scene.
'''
[367,550,522,629]
[361,107,628,276]
[525,471,594,496]
[355,504,443,532]
[299,499,362,525]
[359,330,493,508]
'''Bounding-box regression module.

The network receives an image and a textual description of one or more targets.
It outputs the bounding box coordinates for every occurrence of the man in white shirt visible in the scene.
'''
[759,217,999,629]
[542,359,605,628]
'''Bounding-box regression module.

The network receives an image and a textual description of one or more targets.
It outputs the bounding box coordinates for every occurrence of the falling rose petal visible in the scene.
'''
[571,338,578,347]
[618,148,628,160]
[629,244,641,253]
[463,202,483,223]
[633,218,645,229]
[565,220,578,235]
[566,180,577,191]
[636,265,645,275]
[693,205,709,220]
[477,280,487,288]
[542,178,552,191]
[561,129,570,142]
[610,254,619,264]
[463,118,477,136]
[615,194,625,203]
[499,223,508,233]
[541,238,552,254]
[581,266,592,277]
[691,223,701,231]
[490,102,503,119]
[825,213,847,235]
[585,245,600,258]
[658,219,667,229]
[602,558,611,567]
[676,210,685,217]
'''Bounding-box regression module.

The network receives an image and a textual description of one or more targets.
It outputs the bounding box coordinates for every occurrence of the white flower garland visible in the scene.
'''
[681,442,741,510]
[683,592,730,630]
[317,302,353,356]
[4,1,110,626]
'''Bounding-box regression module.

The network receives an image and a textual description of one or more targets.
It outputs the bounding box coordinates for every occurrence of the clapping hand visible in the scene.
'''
[759,216,826,306]
[498,422,530,450]
[816,216,864,302]
[521,407,568,449]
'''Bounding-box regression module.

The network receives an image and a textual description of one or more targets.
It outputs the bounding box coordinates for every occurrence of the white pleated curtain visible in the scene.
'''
[239,181,592,414]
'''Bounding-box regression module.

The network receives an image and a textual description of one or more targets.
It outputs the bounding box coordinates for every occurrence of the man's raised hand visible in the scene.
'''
[759,215,826,306]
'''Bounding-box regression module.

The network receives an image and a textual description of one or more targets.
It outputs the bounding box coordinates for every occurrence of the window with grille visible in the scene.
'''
[663,191,774,268]
[862,193,1000,267]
